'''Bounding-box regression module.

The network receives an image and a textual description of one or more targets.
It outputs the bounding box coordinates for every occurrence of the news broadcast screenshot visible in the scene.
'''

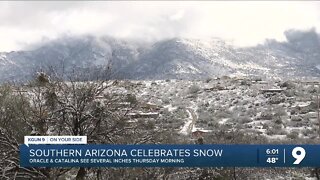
[1,1,320,179]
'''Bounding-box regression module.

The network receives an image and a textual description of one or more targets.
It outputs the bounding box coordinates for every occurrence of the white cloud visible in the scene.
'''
[0,1,319,51]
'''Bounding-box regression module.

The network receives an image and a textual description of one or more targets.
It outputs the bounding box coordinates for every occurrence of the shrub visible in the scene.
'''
[188,84,200,94]
[287,131,299,139]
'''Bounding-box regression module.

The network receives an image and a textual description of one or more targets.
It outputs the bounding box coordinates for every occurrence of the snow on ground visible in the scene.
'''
[164,104,177,112]
[292,101,311,107]
[219,118,229,125]
[264,134,287,140]
[192,128,212,133]
[180,109,193,135]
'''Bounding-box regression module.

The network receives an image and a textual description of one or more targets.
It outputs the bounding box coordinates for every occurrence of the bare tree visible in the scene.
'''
[0,69,172,179]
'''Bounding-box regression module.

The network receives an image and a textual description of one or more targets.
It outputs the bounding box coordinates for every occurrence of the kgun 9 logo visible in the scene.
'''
[292,147,306,165]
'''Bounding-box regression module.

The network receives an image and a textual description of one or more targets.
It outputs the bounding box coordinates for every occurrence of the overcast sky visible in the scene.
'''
[0,1,319,51]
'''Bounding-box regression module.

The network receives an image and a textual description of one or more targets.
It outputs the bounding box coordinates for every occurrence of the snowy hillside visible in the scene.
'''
[0,29,320,82]
[108,78,320,144]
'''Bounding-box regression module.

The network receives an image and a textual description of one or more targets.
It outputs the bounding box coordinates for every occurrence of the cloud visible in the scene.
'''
[0,1,319,51]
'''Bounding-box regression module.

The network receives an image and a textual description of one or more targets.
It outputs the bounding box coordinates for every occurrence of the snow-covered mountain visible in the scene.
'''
[0,29,320,82]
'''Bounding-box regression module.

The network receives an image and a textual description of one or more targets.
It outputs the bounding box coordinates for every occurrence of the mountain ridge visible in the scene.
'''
[0,29,320,82]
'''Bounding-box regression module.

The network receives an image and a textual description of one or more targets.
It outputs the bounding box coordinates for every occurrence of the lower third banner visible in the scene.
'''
[19,144,320,167]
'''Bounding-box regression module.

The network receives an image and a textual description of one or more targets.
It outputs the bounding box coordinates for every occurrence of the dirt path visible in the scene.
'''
[180,108,197,135]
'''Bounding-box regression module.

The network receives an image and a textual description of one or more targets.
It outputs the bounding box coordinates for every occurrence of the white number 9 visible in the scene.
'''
[292,147,306,165]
